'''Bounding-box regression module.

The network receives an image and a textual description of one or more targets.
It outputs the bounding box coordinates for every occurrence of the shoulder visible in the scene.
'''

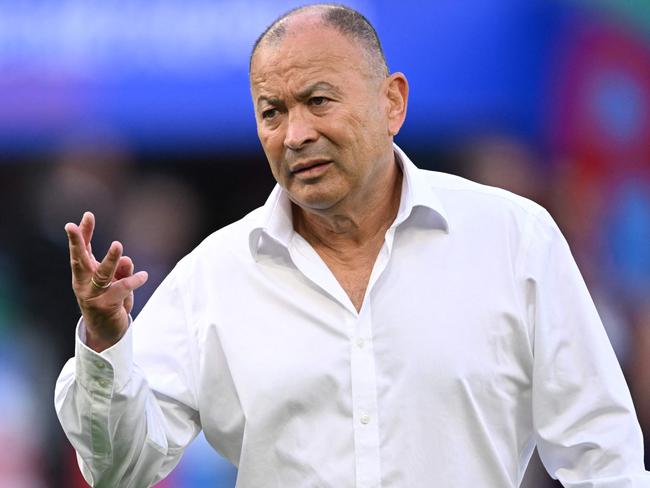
[424,169,542,213]
[419,168,552,228]
[414,169,562,262]
[172,205,264,280]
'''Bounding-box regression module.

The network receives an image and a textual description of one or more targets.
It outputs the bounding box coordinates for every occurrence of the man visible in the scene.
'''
[56,4,649,487]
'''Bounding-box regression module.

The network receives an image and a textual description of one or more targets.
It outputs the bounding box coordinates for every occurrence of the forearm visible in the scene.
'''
[524,209,650,485]
[54,322,197,487]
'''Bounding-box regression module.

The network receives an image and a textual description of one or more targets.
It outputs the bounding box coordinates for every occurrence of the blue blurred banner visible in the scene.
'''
[0,0,647,152]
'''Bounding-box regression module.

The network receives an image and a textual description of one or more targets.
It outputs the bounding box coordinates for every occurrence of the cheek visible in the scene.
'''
[267,162,282,184]
[344,102,380,137]
[263,151,282,179]
[258,132,285,181]
[258,128,283,160]
[329,111,365,151]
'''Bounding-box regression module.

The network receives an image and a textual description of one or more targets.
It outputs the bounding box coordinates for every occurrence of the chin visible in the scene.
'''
[290,191,342,213]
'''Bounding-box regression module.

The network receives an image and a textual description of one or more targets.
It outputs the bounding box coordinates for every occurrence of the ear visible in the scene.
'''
[385,72,409,136]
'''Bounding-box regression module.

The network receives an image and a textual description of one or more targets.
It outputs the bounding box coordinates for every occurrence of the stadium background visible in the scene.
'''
[0,0,648,486]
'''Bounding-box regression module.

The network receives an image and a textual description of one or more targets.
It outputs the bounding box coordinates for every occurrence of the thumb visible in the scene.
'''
[110,270,149,296]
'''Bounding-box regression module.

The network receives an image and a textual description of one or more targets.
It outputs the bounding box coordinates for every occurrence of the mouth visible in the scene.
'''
[290,159,332,178]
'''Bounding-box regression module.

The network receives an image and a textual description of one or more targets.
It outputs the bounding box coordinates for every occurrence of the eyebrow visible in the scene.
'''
[256,81,340,109]
[256,96,283,110]
[295,81,339,100]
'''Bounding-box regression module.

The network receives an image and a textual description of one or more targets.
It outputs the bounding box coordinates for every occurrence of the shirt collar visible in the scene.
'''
[391,143,449,230]
[249,143,449,259]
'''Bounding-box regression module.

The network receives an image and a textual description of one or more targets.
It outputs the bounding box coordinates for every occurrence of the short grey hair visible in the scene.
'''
[250,3,389,79]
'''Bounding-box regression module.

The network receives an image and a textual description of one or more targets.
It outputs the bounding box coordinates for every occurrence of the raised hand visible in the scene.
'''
[65,212,148,352]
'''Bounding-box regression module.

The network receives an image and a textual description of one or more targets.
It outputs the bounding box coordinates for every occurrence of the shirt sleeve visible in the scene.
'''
[54,269,201,488]
[523,208,650,487]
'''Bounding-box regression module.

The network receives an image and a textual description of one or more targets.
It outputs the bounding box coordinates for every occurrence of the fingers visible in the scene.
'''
[124,290,134,315]
[116,271,149,292]
[65,212,148,351]
[121,272,147,315]
[79,211,95,255]
[114,256,137,314]
[114,256,134,281]
[110,271,148,308]
[66,212,144,296]
[91,241,123,292]
[65,222,94,282]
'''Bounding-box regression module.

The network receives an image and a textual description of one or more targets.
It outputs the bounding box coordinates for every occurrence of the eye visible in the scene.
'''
[309,96,328,106]
[261,108,278,120]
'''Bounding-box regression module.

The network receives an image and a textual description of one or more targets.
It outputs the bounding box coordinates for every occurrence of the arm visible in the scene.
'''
[55,212,200,487]
[523,208,650,487]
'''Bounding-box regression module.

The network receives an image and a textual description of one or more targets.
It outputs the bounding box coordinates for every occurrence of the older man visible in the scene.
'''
[56,4,649,487]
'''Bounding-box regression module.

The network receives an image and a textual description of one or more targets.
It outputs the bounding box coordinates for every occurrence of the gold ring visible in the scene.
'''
[90,276,111,289]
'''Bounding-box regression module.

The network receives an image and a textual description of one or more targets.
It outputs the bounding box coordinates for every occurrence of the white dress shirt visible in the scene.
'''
[55,145,649,487]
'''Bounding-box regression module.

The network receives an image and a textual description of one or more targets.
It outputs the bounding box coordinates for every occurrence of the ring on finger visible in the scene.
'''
[90,276,111,289]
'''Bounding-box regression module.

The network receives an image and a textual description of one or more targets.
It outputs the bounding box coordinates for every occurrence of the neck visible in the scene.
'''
[293,159,403,254]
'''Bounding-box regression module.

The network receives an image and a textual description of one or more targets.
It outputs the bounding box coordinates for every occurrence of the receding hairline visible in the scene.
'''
[249,4,389,79]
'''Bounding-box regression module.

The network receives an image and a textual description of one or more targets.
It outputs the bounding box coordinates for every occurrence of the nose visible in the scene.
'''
[283,107,317,150]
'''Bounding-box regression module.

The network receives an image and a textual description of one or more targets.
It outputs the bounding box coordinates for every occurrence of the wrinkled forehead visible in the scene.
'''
[250,51,354,93]
[250,22,369,88]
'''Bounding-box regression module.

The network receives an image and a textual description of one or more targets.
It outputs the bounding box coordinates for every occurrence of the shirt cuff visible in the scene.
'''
[75,317,134,395]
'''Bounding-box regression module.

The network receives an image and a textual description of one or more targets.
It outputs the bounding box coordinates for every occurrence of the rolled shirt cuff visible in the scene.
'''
[75,317,134,395]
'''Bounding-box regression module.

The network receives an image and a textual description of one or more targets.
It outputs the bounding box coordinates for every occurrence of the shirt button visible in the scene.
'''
[356,338,365,348]
[360,413,371,425]
[97,378,109,388]
[95,361,105,369]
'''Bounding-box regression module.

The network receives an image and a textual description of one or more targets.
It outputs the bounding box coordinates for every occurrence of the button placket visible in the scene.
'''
[350,306,381,488]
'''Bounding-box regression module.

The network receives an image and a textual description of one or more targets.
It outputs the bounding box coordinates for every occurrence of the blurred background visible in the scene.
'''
[0,0,648,486]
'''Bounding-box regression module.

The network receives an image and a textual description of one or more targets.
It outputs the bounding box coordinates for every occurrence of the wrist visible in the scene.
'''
[82,318,127,353]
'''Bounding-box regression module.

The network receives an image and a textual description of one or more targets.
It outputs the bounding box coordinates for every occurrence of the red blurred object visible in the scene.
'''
[548,15,650,180]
